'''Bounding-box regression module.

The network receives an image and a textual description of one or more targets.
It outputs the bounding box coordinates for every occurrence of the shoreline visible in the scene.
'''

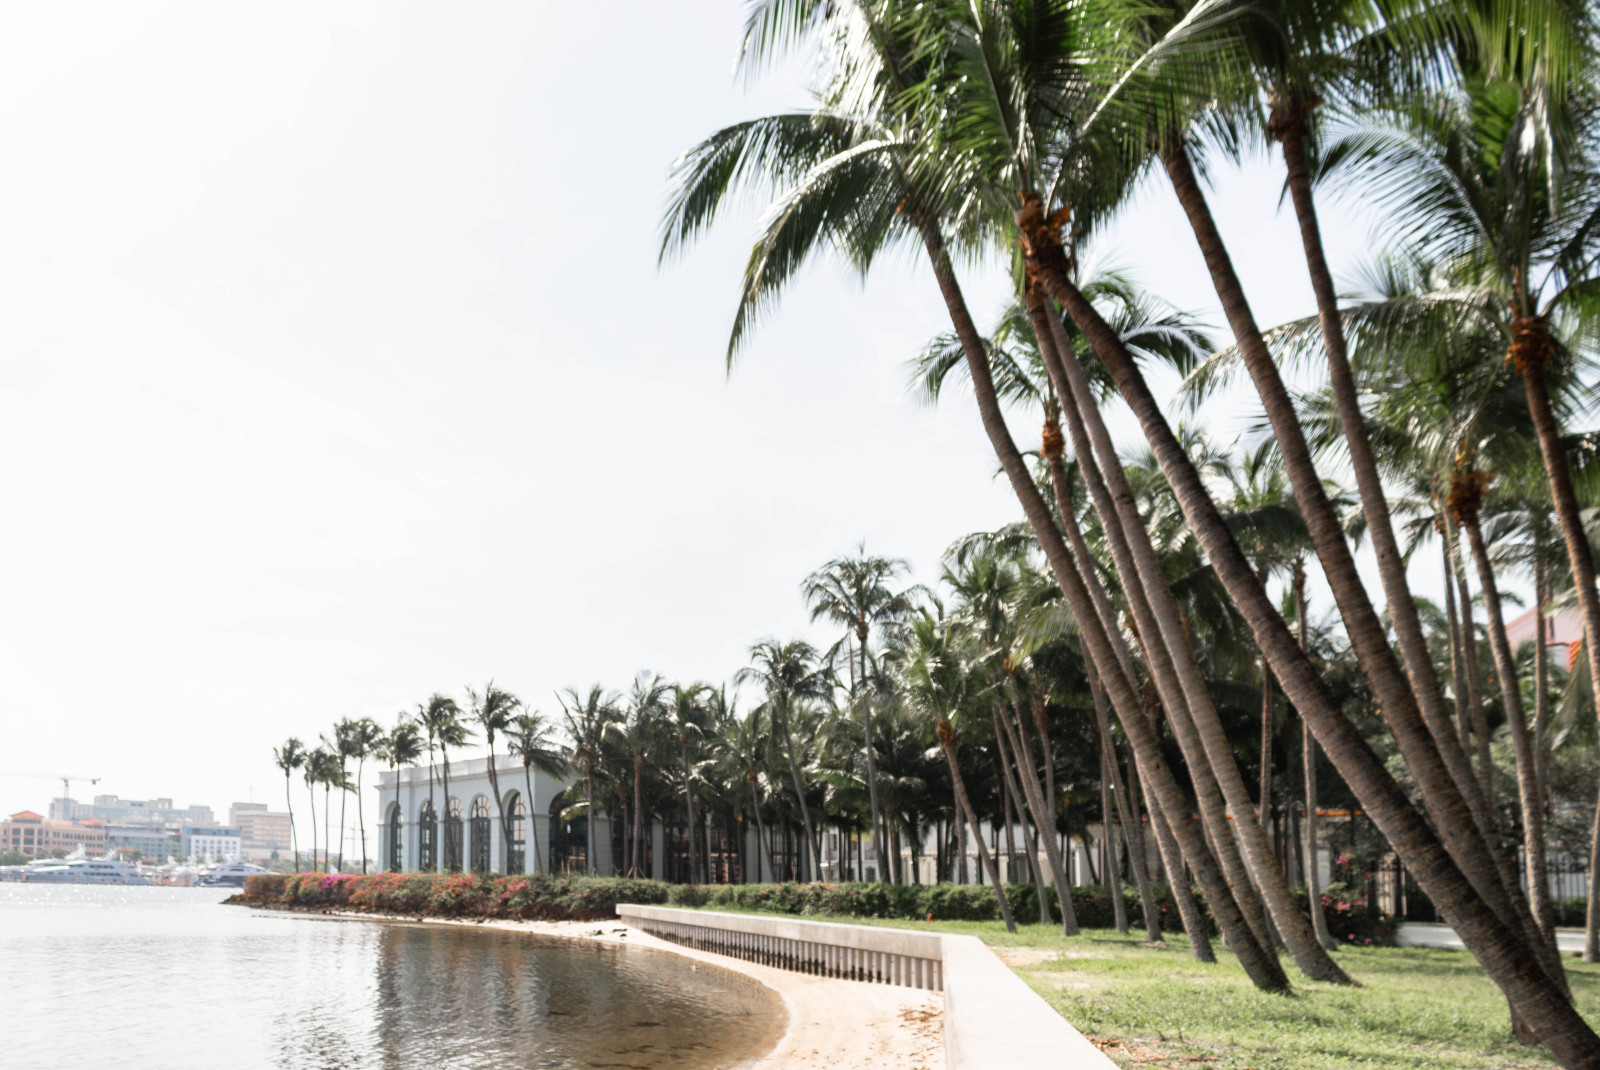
[242,903,944,1070]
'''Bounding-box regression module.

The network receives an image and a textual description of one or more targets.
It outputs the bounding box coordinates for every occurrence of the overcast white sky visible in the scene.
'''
[0,2,1430,844]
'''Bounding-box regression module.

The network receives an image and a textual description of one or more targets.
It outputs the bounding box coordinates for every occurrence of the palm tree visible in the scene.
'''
[302,747,322,873]
[668,683,714,884]
[559,685,618,875]
[331,719,366,873]
[273,738,306,871]
[377,716,422,870]
[468,681,524,866]
[803,545,921,881]
[417,693,471,872]
[609,672,671,877]
[507,709,569,874]
[736,639,832,880]
[305,748,342,873]
[894,608,1016,933]
[721,704,776,881]
[346,718,382,874]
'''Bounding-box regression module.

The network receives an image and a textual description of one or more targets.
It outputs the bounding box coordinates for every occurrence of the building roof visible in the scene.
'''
[8,811,44,822]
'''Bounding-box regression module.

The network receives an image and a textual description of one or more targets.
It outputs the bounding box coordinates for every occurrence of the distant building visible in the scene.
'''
[229,803,291,862]
[180,826,241,864]
[1506,606,1584,670]
[1,811,106,859]
[104,825,181,862]
[51,795,214,827]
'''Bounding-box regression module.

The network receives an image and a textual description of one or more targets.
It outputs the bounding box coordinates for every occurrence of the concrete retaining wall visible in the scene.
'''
[616,904,1114,1068]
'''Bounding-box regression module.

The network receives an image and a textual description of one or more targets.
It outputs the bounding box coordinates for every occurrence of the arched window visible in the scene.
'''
[505,791,525,874]
[446,798,464,873]
[549,789,587,874]
[387,805,403,873]
[418,800,437,872]
[470,796,492,875]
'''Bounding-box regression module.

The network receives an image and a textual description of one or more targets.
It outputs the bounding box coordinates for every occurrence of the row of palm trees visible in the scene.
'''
[656,0,1600,1063]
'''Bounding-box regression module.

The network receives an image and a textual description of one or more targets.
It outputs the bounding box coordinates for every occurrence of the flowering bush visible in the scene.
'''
[231,872,670,920]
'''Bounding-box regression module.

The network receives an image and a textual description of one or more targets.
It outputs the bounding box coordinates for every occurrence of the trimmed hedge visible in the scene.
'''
[673,879,1213,934]
[234,872,671,921]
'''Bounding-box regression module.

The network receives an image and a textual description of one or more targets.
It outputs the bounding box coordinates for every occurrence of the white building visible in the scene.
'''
[181,826,242,864]
[375,756,817,881]
[229,803,291,863]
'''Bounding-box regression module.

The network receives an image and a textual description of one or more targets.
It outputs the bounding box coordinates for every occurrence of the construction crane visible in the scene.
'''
[0,771,101,816]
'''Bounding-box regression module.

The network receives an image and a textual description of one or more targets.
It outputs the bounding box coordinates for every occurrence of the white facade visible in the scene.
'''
[181,826,242,864]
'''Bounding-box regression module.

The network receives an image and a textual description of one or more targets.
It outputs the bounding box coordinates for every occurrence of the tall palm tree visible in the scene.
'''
[377,717,422,870]
[559,685,618,875]
[302,748,322,873]
[721,704,776,882]
[736,639,832,880]
[893,608,1016,933]
[273,738,306,871]
[305,748,342,874]
[346,718,382,874]
[331,719,366,873]
[669,683,714,884]
[468,681,524,866]
[608,672,671,877]
[417,693,472,872]
[507,709,569,874]
[803,545,922,881]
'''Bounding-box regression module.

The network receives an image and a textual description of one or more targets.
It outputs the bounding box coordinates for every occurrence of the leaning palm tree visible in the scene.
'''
[803,544,922,883]
[273,738,306,871]
[467,681,524,866]
[417,693,472,872]
[559,685,618,875]
[507,709,569,873]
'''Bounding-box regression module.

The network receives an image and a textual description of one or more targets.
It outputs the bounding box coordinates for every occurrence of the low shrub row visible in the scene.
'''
[236,871,671,921]
[233,873,1395,945]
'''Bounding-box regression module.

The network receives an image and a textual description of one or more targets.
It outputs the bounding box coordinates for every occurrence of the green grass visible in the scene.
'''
[684,907,1596,1069]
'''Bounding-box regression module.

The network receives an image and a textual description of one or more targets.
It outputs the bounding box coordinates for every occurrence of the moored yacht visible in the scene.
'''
[197,861,268,887]
[7,856,151,884]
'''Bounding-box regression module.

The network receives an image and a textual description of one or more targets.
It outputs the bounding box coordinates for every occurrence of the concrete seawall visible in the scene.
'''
[617,904,1114,1069]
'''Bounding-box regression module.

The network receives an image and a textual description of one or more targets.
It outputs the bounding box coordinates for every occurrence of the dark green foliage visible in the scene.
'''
[235,871,671,921]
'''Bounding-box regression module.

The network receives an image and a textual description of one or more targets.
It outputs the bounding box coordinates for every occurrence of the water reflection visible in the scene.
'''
[0,884,782,1070]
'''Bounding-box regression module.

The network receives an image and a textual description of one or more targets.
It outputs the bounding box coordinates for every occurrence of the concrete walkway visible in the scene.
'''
[1398,922,1587,953]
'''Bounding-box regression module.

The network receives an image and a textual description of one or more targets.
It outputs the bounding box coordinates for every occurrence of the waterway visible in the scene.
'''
[0,882,784,1069]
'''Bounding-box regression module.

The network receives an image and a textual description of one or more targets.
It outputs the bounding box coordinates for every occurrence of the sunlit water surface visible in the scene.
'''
[0,883,783,1069]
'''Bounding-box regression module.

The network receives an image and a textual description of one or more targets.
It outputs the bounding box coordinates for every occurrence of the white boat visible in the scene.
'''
[11,856,151,884]
[197,861,268,887]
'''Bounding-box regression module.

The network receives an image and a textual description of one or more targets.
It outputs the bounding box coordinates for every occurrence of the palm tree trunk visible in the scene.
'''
[426,742,437,873]
[1534,570,1552,824]
[996,696,1080,935]
[1452,522,1494,805]
[1093,674,1162,943]
[996,709,1052,925]
[1442,510,1474,753]
[585,767,597,876]
[323,784,332,875]
[683,741,699,885]
[779,713,819,881]
[939,728,1015,932]
[1099,725,1129,934]
[1032,221,1596,1058]
[487,737,509,869]
[857,631,890,885]
[338,762,348,873]
[633,761,644,877]
[523,763,540,875]
[1516,346,1600,965]
[749,780,768,882]
[356,758,368,875]
[1279,120,1488,823]
[1463,505,1561,951]
[442,751,455,873]
[1152,145,1548,956]
[1045,440,1202,952]
[1031,289,1325,974]
[1260,664,1274,844]
[924,224,1281,984]
[307,780,318,874]
[284,774,299,872]
[1295,565,1337,951]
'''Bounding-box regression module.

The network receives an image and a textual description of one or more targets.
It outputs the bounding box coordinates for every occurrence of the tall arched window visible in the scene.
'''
[446,798,464,873]
[470,796,492,875]
[505,791,525,874]
[418,800,437,872]
[387,805,403,872]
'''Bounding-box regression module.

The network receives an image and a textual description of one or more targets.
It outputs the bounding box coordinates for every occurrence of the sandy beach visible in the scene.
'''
[332,913,945,1069]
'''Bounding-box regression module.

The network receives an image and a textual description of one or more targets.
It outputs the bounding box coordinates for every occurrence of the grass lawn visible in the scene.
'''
[690,908,1597,1069]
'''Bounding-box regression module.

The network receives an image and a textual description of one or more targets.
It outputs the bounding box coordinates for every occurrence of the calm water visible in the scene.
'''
[0,883,784,1069]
